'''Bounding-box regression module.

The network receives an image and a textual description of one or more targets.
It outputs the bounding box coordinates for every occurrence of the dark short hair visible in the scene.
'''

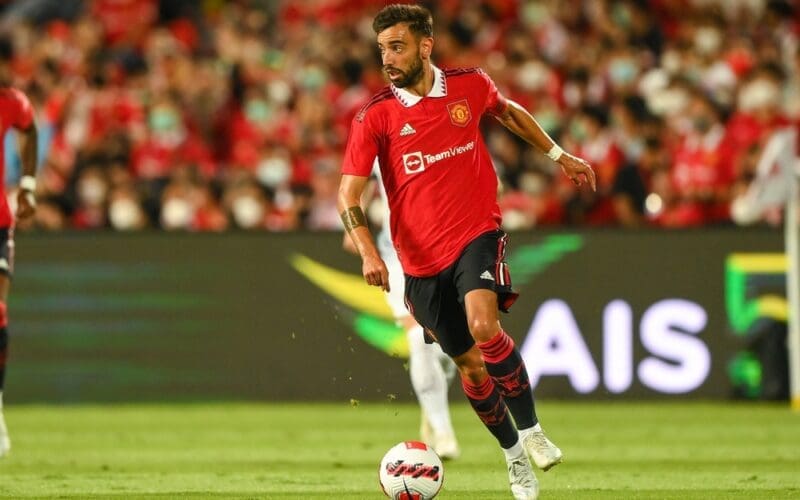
[0,36,13,63]
[373,4,433,38]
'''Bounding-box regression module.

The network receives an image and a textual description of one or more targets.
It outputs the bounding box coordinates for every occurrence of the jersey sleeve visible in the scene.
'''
[342,110,381,177]
[478,69,508,117]
[8,88,34,129]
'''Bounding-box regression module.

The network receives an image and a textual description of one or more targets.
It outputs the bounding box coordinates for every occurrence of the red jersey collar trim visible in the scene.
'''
[390,65,447,107]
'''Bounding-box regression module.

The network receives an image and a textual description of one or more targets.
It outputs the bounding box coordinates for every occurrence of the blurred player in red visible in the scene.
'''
[0,36,38,458]
[338,5,595,500]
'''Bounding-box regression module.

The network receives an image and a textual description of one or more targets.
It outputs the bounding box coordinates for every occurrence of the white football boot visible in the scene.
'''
[433,431,461,460]
[520,424,562,471]
[507,453,539,500]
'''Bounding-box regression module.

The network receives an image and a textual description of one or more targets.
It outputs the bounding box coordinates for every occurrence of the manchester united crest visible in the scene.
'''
[447,99,471,127]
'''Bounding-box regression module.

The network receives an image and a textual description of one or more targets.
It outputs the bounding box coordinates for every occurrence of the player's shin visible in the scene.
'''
[477,330,537,430]
[461,374,518,449]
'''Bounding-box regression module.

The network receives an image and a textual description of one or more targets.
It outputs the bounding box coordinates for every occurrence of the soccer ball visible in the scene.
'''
[378,441,444,499]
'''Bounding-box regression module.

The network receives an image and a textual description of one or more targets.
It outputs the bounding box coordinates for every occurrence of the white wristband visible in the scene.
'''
[546,144,564,162]
[20,175,36,192]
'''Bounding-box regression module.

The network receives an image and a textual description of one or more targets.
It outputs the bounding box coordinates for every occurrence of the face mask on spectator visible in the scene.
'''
[694,27,722,56]
[563,82,584,108]
[648,87,689,116]
[298,65,327,91]
[78,176,107,206]
[522,3,549,28]
[622,137,645,161]
[535,109,561,135]
[149,108,180,133]
[149,107,186,147]
[231,195,265,229]
[245,99,272,123]
[273,187,295,211]
[661,50,682,75]
[517,61,549,91]
[738,79,780,112]
[609,58,638,86]
[161,197,193,230]
[268,80,292,105]
[502,210,530,231]
[109,197,142,231]
[570,119,589,141]
[257,156,291,188]
[520,171,546,195]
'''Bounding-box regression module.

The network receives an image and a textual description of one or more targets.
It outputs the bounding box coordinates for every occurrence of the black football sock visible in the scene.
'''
[477,330,537,430]
[461,375,518,449]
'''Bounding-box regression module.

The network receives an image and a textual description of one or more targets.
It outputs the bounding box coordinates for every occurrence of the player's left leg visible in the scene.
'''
[405,265,538,500]
[465,289,562,470]
[458,230,562,471]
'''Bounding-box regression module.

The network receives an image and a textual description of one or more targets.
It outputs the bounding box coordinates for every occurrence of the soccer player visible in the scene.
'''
[343,161,460,459]
[0,36,38,458]
[338,5,595,499]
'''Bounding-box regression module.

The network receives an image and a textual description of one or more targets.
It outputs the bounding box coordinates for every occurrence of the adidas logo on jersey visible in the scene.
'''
[400,123,416,136]
[480,271,494,281]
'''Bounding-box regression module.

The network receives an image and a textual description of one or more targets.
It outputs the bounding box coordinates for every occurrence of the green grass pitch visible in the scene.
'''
[0,401,799,499]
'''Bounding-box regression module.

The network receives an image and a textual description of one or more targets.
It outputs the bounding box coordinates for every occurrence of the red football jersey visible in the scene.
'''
[0,88,34,228]
[343,66,506,277]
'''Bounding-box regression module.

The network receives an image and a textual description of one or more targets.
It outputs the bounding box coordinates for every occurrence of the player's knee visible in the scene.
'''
[454,349,487,384]
[0,301,7,328]
[468,317,498,342]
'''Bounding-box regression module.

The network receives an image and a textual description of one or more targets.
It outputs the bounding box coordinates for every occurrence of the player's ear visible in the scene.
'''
[420,37,433,59]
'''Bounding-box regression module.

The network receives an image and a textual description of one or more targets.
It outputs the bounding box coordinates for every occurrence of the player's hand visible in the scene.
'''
[362,253,390,292]
[15,189,36,222]
[558,153,596,192]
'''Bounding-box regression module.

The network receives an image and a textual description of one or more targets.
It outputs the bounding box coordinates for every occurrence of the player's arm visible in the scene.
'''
[338,174,390,292]
[15,122,37,222]
[341,177,377,255]
[495,99,596,191]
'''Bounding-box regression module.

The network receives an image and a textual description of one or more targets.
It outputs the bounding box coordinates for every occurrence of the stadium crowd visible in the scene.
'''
[1,0,798,231]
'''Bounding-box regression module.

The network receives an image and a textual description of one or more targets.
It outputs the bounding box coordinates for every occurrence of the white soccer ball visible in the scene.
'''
[378,441,444,499]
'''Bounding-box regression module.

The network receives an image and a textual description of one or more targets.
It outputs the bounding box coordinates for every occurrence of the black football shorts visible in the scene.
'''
[404,229,519,357]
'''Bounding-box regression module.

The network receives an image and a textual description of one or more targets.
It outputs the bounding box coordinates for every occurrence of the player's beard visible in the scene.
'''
[385,53,424,89]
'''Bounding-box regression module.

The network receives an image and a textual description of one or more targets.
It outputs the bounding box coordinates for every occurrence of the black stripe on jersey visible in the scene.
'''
[442,67,482,79]
[355,87,394,122]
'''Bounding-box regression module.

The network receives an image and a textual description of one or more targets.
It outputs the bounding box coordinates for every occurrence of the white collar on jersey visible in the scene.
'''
[390,65,447,107]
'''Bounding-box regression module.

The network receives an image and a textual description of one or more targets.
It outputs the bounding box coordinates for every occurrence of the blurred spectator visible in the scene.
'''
[562,104,625,225]
[667,90,735,226]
